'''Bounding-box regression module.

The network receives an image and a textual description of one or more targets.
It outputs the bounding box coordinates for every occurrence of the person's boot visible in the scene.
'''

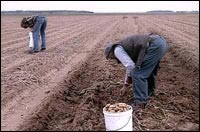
[124,75,132,86]
[40,48,46,51]
[131,102,146,112]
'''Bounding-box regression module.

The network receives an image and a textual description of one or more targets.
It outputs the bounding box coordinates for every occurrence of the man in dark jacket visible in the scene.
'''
[21,15,47,53]
[104,34,169,111]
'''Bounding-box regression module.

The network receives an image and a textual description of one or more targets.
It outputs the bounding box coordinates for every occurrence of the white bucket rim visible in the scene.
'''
[103,105,133,116]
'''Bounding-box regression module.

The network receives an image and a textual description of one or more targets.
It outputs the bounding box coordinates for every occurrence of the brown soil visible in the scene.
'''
[1,14,199,131]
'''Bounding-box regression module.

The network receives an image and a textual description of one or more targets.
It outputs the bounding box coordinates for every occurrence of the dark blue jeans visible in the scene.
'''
[32,16,47,51]
[132,36,169,104]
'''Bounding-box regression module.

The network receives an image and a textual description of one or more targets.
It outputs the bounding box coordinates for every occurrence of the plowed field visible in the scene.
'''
[1,14,199,131]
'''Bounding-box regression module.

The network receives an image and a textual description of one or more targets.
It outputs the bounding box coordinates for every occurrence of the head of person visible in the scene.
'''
[104,42,115,59]
[20,17,29,29]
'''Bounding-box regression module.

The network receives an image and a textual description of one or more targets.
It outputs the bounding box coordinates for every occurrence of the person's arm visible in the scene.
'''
[114,45,135,77]
[26,16,35,28]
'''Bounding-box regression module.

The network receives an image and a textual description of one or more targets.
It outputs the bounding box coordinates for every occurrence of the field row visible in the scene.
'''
[1,14,199,131]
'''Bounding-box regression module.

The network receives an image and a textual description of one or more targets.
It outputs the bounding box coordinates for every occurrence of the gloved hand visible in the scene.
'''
[124,75,132,86]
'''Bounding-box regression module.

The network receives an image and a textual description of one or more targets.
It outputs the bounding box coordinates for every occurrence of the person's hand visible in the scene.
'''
[119,85,127,96]
[124,75,132,86]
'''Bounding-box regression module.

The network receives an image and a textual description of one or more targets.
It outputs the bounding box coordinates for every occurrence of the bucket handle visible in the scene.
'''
[106,116,132,131]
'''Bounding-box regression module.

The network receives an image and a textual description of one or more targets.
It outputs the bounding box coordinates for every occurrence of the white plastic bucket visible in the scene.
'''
[103,105,133,131]
[29,32,34,48]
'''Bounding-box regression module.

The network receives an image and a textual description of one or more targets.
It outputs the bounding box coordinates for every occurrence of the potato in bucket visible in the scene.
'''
[103,102,133,131]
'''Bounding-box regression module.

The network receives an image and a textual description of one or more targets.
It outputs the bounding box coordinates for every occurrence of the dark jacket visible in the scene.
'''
[21,15,39,28]
[111,34,151,68]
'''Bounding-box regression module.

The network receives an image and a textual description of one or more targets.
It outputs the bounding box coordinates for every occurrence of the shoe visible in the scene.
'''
[28,47,39,53]
[124,75,132,86]
[40,48,46,51]
[28,50,39,54]
[34,50,39,53]
[131,102,146,111]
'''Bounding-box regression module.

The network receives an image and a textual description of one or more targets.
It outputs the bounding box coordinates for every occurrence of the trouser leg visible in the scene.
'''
[132,36,168,103]
[147,62,160,96]
[40,18,47,49]
[32,16,45,51]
